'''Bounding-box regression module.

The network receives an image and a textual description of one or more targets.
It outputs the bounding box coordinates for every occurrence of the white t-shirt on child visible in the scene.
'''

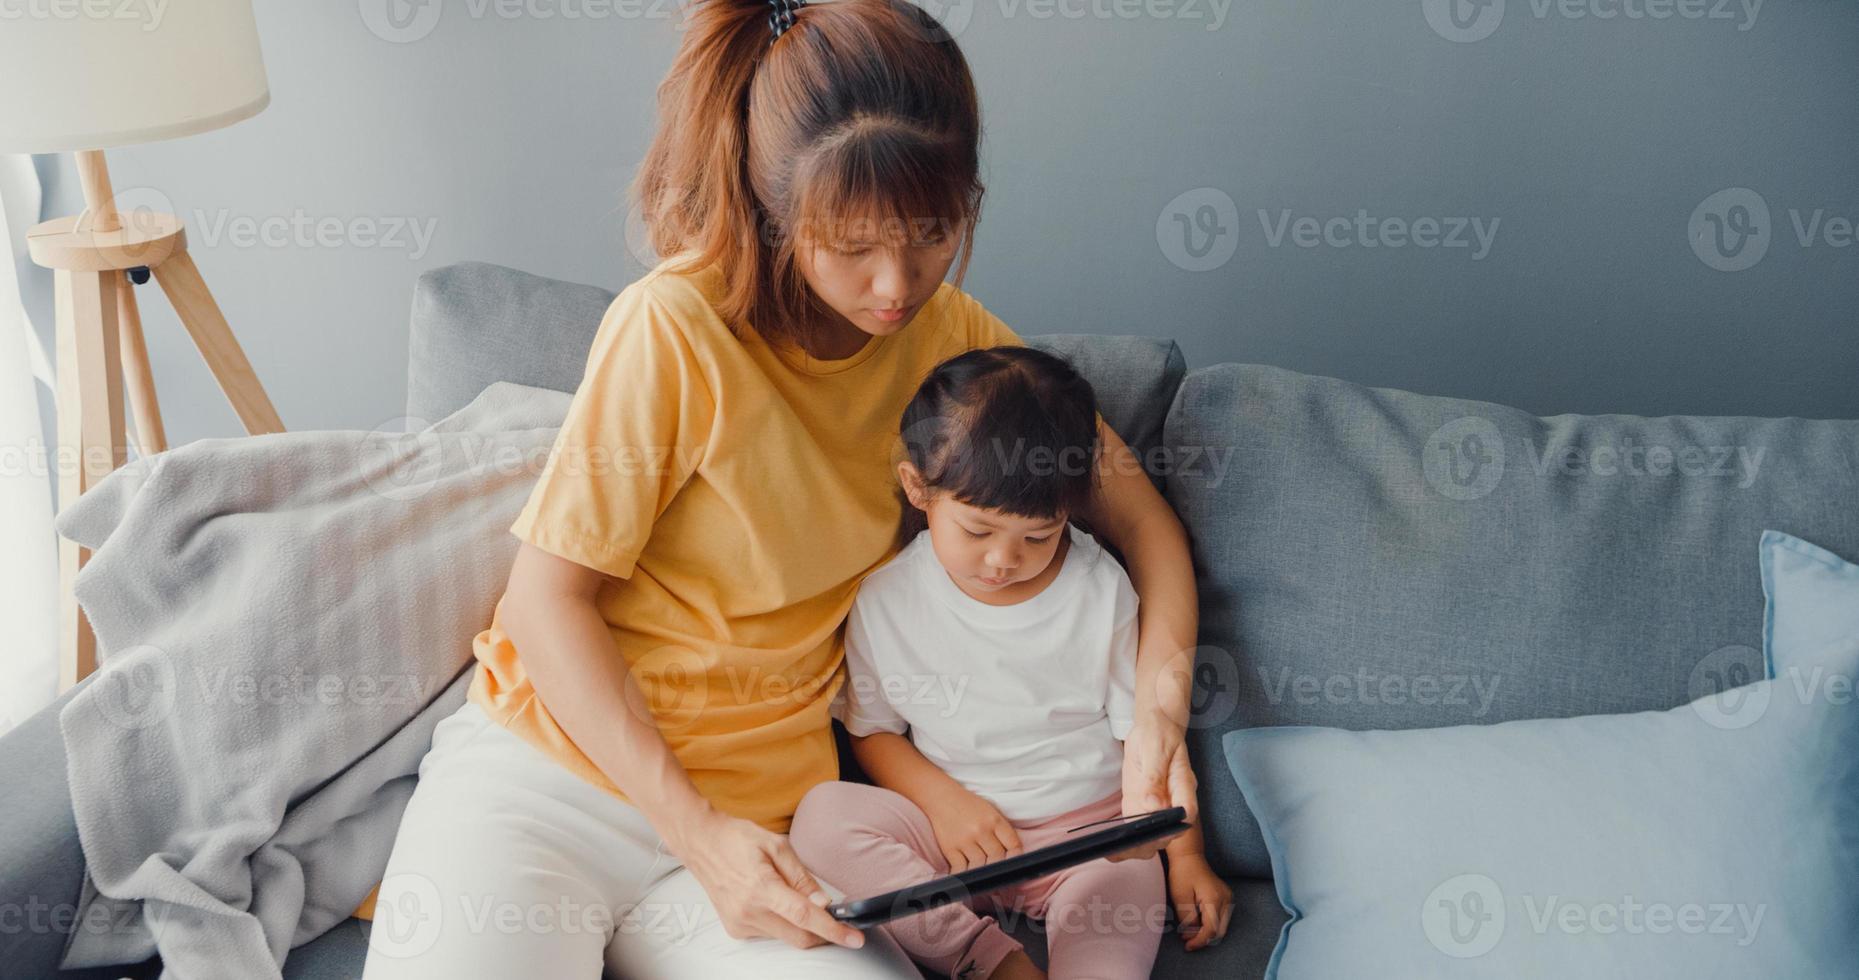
[833,523,1140,823]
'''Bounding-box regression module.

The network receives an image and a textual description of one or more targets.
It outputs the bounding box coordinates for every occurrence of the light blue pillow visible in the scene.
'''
[1761,529,1859,676]
[1223,641,1859,980]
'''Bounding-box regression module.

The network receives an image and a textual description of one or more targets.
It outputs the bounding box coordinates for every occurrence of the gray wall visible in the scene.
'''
[30,0,1859,449]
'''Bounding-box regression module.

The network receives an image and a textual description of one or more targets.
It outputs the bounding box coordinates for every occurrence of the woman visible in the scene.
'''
[363,1,1201,976]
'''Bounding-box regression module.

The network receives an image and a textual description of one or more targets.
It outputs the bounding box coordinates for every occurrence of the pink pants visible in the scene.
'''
[790,781,1166,980]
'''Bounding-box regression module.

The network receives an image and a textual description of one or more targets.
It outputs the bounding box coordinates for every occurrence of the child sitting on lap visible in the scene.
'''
[789,345,1230,980]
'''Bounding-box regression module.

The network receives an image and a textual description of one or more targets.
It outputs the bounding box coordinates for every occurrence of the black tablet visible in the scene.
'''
[826,806,1190,929]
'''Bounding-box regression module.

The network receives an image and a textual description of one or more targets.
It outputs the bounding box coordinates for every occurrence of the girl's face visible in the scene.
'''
[898,461,1069,603]
[795,215,965,346]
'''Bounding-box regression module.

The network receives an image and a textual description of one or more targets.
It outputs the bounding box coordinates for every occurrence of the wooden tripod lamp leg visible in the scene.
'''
[153,250,284,436]
[55,268,127,693]
[40,147,284,692]
[115,271,168,456]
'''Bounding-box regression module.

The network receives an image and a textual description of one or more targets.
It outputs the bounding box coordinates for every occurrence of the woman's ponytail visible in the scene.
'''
[633,0,770,317]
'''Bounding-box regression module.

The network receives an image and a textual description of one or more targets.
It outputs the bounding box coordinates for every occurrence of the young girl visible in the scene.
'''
[790,347,1232,980]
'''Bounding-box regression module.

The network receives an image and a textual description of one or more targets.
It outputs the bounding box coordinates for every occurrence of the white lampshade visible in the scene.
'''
[0,0,269,154]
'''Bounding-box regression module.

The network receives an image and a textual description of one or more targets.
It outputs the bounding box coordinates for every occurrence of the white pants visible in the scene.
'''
[361,698,923,979]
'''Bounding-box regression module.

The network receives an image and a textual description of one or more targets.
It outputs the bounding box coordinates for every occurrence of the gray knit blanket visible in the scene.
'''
[53,382,569,979]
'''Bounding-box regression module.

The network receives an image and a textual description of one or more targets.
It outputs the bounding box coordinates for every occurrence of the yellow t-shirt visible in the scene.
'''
[353,264,1023,920]
[473,256,1023,826]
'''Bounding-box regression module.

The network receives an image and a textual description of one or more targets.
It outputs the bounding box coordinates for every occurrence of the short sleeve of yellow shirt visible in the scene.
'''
[506,282,716,580]
[468,257,1026,832]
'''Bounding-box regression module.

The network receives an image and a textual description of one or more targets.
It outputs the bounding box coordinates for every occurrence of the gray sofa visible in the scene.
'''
[6,260,1854,980]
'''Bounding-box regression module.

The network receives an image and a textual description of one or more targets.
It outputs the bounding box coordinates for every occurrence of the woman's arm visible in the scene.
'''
[501,542,713,838]
[1080,421,1202,822]
[501,542,864,950]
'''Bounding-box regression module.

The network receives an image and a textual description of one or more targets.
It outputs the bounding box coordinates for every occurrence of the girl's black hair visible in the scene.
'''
[895,345,1100,549]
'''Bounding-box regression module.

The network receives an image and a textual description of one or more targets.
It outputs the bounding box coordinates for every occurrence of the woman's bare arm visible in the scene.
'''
[1081,422,1202,817]
[498,540,864,948]
[499,541,713,842]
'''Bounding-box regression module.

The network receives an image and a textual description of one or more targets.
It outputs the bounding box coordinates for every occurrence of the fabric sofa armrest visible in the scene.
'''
[0,678,92,977]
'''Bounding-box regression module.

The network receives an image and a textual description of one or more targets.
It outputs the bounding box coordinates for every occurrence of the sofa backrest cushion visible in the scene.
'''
[407,261,616,427]
[406,262,1185,472]
[1167,362,1859,878]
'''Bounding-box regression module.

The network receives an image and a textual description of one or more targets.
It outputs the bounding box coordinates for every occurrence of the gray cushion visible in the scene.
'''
[405,263,1186,474]
[0,679,89,978]
[406,261,617,427]
[1166,363,1859,878]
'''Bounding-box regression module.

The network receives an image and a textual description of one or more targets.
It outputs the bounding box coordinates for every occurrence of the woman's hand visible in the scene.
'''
[664,805,866,950]
[1166,852,1233,952]
[921,786,1023,872]
[1106,715,1200,862]
[1123,713,1198,818]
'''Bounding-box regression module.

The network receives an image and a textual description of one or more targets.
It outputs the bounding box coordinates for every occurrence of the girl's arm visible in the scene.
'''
[1164,822,1234,951]
[1081,420,1202,821]
[1165,821,1208,860]
[851,731,1024,871]
[849,730,971,807]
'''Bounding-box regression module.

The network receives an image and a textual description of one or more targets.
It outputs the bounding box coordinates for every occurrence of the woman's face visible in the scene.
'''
[795,215,965,344]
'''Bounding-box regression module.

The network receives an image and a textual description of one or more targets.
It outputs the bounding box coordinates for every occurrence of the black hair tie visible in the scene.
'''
[767,0,804,42]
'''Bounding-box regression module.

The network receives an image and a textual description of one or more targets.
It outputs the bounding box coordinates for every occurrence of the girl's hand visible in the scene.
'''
[1108,716,1200,862]
[921,786,1023,872]
[1166,852,1233,952]
[664,806,866,950]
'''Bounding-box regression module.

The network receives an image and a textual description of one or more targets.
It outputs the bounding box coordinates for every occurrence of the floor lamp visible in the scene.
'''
[0,1,284,693]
